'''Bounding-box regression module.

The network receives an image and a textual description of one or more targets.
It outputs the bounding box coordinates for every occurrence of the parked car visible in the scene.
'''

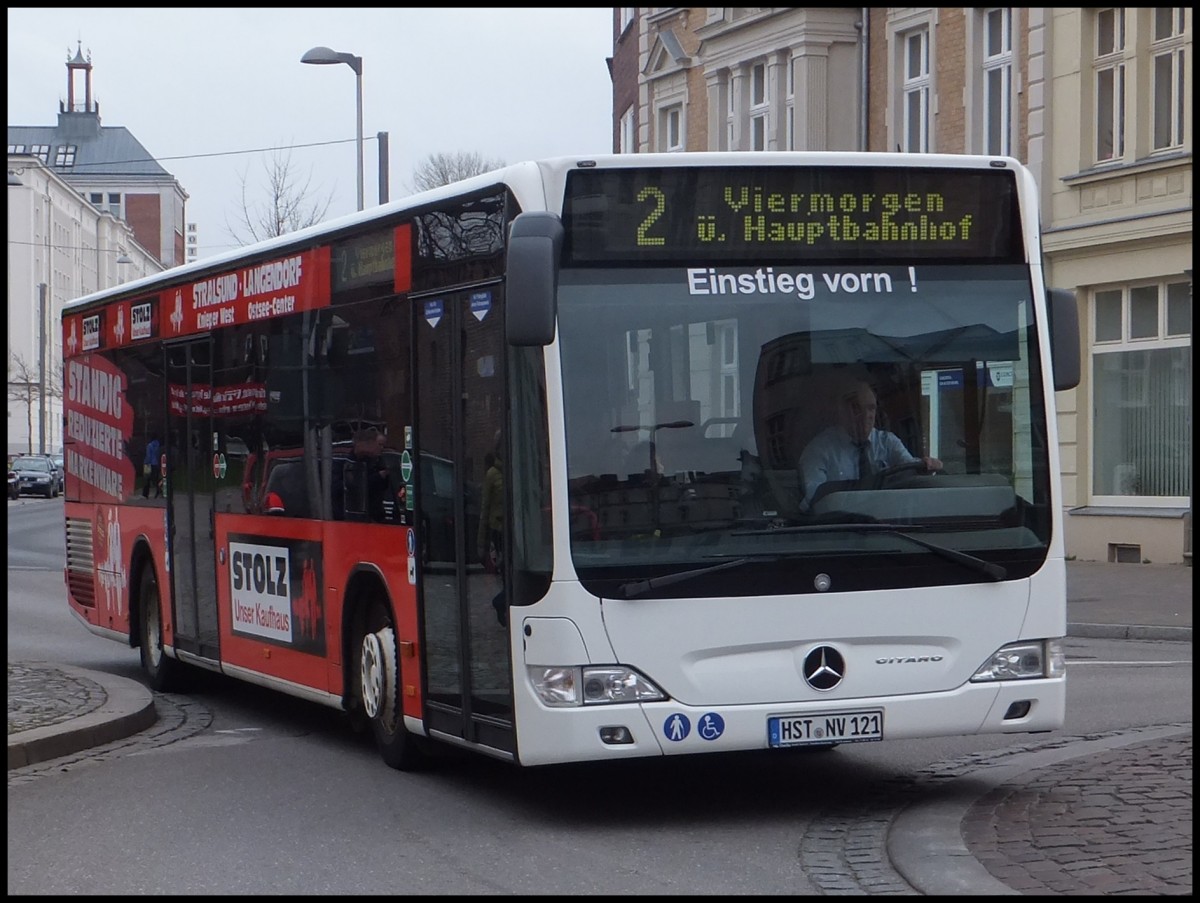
[49,453,65,494]
[11,454,59,498]
[7,463,18,500]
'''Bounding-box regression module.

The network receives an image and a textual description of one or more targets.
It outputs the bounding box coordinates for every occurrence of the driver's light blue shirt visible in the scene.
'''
[798,426,916,510]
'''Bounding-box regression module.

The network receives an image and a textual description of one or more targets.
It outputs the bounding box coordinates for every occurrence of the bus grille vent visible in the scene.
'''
[65,516,97,608]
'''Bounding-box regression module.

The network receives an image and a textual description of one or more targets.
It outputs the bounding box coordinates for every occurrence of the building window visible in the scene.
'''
[8,144,26,154]
[749,62,769,151]
[107,193,122,218]
[659,104,683,152]
[1091,280,1191,502]
[902,29,931,152]
[785,57,795,150]
[54,145,77,167]
[1093,8,1126,163]
[1151,7,1187,151]
[726,74,736,150]
[619,8,635,34]
[982,8,1013,155]
[718,322,739,427]
[30,144,51,163]
[620,105,636,154]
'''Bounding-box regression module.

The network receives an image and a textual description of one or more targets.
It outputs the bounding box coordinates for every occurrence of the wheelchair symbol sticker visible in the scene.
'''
[663,713,690,742]
[697,712,725,741]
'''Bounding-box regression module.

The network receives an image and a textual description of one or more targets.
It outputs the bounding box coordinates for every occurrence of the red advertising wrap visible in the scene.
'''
[62,247,332,353]
[63,354,137,504]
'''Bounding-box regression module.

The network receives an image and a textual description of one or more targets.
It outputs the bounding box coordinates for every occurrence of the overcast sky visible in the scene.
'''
[7,8,615,260]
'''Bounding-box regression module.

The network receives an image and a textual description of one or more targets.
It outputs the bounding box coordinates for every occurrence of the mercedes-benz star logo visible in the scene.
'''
[803,645,845,691]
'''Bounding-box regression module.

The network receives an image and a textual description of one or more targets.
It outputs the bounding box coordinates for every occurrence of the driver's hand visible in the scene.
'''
[922,455,943,472]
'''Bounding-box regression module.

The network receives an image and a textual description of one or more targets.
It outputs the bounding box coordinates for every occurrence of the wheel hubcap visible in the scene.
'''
[360,627,397,726]
[147,602,162,667]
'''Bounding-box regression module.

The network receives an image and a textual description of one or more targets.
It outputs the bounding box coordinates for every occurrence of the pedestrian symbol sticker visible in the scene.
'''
[470,290,492,322]
[663,713,690,742]
[697,712,725,741]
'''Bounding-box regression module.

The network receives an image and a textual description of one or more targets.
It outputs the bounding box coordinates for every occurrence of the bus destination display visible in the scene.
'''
[563,165,1023,264]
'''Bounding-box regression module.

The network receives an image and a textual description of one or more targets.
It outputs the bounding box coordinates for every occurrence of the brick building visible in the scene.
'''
[609,8,1192,563]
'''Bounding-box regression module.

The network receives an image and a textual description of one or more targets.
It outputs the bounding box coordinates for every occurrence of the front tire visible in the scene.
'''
[355,598,429,771]
[139,566,184,692]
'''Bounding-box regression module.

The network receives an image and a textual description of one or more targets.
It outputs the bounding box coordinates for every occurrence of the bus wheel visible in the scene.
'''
[139,567,182,692]
[357,601,428,771]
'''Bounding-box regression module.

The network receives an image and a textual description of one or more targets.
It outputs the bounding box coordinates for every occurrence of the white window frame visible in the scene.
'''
[785,56,795,150]
[982,8,1013,156]
[620,105,637,154]
[902,28,931,153]
[659,104,684,153]
[726,73,736,150]
[619,8,635,35]
[54,144,77,167]
[1093,8,1126,163]
[1150,7,1187,152]
[1089,279,1192,506]
[749,61,769,151]
[718,322,739,424]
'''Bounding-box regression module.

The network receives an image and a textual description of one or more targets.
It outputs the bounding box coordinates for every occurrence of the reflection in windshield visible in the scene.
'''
[556,264,1051,593]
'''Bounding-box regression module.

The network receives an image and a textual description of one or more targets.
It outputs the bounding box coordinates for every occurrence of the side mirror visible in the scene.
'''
[506,212,562,346]
[1047,288,1080,391]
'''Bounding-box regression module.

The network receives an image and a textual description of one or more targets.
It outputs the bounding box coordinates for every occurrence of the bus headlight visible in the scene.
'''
[529,665,667,707]
[970,639,1064,682]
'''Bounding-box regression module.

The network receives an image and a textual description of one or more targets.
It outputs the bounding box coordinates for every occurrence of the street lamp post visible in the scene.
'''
[301,45,364,212]
[38,283,48,454]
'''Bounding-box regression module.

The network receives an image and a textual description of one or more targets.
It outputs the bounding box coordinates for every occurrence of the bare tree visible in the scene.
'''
[7,353,39,455]
[409,151,505,193]
[7,353,64,456]
[226,147,335,246]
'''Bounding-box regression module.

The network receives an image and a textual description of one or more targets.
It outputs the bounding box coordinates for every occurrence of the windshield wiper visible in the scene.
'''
[736,522,1007,582]
[617,556,774,599]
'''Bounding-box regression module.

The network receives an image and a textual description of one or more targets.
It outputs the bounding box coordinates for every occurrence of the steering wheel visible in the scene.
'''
[861,458,930,490]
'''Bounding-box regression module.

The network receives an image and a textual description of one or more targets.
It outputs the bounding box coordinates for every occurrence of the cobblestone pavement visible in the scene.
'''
[961,732,1193,895]
[7,663,107,734]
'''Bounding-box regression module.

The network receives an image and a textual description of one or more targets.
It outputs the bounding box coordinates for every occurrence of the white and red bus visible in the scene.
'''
[62,152,1079,770]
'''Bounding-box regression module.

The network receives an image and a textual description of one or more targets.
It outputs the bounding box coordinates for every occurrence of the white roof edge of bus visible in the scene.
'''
[62,151,1027,313]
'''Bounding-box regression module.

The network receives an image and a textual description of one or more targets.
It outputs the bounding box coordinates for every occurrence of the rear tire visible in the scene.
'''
[355,597,430,771]
[139,566,184,692]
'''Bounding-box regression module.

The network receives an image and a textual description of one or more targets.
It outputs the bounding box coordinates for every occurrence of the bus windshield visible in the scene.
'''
[557,262,1052,595]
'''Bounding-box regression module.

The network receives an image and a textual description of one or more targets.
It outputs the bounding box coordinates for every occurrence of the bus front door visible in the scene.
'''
[415,284,515,756]
[165,338,221,662]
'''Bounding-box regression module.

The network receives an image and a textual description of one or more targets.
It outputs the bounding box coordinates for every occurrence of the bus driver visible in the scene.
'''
[798,377,941,509]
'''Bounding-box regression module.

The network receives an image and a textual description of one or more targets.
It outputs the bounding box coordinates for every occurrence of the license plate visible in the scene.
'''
[768,710,884,747]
